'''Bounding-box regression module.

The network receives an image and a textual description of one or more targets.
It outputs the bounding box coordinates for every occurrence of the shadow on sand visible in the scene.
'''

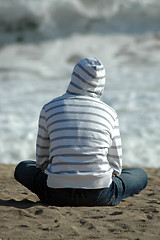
[0,198,42,209]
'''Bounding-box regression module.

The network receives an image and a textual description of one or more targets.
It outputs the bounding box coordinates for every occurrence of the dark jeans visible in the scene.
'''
[14,160,148,206]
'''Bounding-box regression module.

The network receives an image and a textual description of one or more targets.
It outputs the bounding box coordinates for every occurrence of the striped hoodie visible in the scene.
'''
[36,57,122,189]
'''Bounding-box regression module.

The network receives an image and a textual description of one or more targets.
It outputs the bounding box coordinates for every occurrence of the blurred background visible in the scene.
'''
[0,0,160,167]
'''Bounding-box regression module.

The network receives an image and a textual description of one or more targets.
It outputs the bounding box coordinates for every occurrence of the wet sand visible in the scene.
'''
[0,164,160,240]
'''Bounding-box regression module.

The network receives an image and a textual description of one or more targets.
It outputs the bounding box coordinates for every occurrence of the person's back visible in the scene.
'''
[36,57,122,189]
[14,57,148,206]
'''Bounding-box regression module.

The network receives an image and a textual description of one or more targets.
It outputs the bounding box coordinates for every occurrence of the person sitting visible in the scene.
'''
[14,57,148,206]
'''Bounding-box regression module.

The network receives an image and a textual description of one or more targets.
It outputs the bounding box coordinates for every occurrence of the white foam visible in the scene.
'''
[0,0,160,42]
[0,1,160,167]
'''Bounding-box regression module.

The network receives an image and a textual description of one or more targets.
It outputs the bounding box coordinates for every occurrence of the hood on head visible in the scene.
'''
[67,57,106,98]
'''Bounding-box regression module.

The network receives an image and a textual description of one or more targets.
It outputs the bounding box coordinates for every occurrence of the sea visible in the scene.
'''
[0,0,160,167]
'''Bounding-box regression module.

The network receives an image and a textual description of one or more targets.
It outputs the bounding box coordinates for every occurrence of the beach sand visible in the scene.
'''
[0,164,160,240]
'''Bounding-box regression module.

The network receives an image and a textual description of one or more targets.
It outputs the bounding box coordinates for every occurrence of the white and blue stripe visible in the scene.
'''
[36,57,122,189]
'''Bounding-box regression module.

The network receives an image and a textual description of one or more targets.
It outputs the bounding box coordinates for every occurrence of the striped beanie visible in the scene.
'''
[67,57,106,98]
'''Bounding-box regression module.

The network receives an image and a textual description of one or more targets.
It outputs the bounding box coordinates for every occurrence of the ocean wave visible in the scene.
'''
[0,0,160,42]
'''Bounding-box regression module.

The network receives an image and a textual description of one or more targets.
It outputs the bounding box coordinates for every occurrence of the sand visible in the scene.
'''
[0,164,160,240]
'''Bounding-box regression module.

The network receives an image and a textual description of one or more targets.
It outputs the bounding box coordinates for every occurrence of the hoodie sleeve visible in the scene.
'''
[36,107,50,168]
[107,117,122,175]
